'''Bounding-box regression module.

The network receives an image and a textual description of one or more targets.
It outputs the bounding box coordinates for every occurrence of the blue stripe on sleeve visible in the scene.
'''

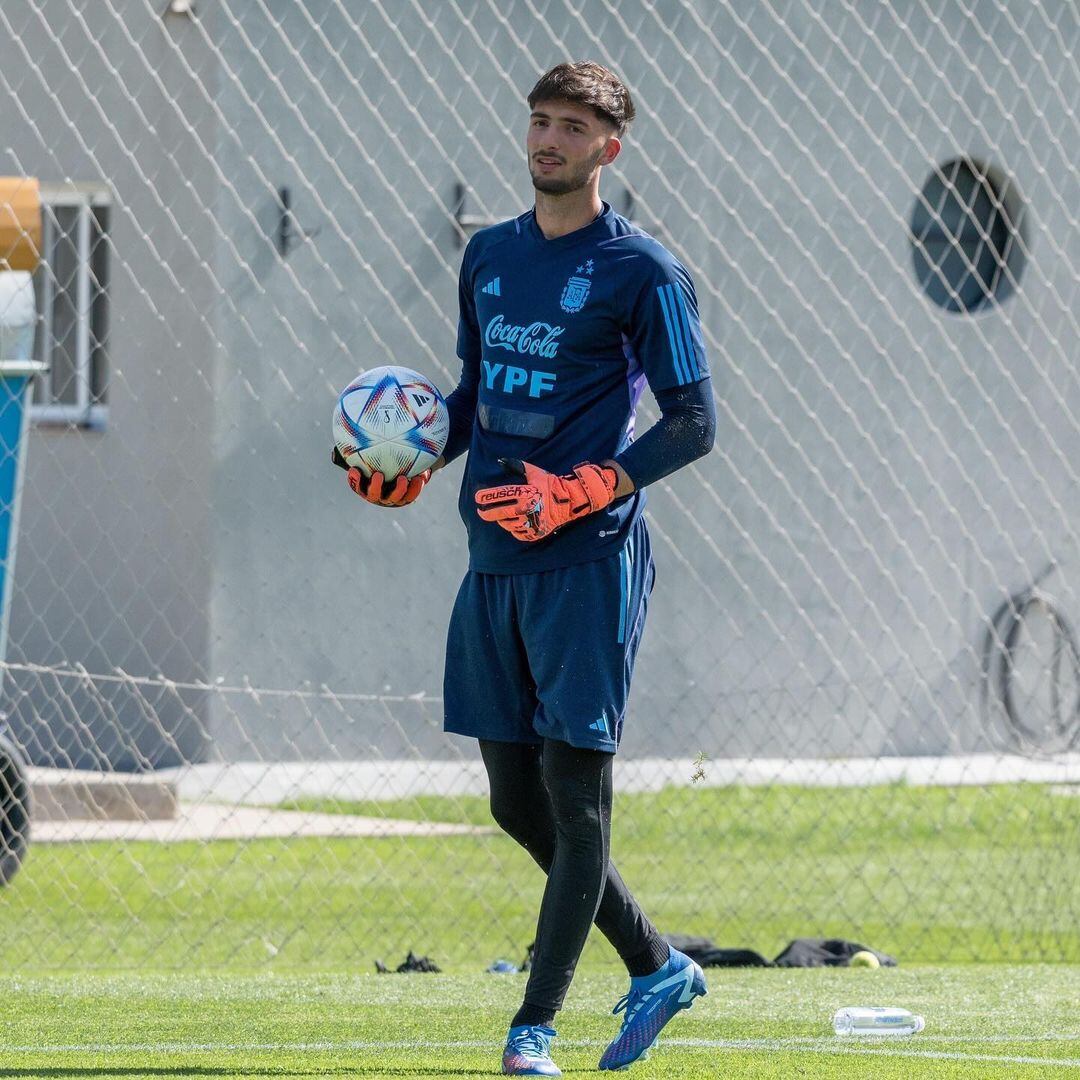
[666,282,696,382]
[656,284,688,385]
[666,284,692,385]
[672,283,700,381]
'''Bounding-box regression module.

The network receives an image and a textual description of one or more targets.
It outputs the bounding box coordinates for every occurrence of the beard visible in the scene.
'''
[529,146,605,195]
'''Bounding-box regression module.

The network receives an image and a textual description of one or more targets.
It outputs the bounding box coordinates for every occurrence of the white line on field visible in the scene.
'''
[787,1044,1080,1069]
[678,1034,1080,1046]
[4,1036,1080,1069]
[0,1042,467,1054]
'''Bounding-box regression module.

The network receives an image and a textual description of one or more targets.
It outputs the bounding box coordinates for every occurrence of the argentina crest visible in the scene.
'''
[559,259,594,314]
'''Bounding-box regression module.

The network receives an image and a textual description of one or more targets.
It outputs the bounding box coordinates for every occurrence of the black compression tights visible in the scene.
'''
[480,739,668,1025]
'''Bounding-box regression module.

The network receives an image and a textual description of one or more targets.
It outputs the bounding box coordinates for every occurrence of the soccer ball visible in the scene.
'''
[332,365,449,480]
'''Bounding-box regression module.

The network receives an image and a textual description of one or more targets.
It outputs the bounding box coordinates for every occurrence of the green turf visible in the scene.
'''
[2,783,1078,970]
[3,783,1079,1075]
[1,966,1078,1078]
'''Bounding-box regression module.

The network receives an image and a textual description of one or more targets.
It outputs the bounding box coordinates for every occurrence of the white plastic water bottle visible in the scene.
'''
[833,1006,925,1036]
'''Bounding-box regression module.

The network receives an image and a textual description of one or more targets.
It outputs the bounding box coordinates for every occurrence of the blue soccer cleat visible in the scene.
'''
[598,947,708,1070]
[502,1024,561,1076]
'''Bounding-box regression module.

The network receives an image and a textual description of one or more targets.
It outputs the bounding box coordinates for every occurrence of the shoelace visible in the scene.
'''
[509,1029,550,1059]
[611,988,646,1029]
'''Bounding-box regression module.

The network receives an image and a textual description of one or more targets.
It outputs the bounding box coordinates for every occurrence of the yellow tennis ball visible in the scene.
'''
[850,950,880,969]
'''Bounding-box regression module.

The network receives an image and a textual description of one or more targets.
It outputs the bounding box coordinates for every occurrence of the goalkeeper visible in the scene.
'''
[339,61,715,1075]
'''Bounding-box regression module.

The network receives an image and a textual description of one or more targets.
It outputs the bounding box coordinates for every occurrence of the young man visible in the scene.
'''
[338,61,715,1075]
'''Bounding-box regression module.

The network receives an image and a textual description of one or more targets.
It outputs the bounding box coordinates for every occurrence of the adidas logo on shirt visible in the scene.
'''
[481,277,502,296]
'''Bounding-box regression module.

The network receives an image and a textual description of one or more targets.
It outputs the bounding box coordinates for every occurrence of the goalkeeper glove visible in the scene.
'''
[331,447,430,507]
[474,457,618,542]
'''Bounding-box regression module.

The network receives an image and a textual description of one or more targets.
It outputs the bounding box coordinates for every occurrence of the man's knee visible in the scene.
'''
[545,776,605,842]
[542,742,612,846]
[489,787,529,839]
[490,787,554,864]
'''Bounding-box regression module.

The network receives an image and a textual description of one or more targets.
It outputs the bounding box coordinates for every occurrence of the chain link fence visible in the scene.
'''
[0,0,1078,970]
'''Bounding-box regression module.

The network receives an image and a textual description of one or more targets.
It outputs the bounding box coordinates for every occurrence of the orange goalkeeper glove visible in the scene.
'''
[331,447,430,507]
[474,457,618,542]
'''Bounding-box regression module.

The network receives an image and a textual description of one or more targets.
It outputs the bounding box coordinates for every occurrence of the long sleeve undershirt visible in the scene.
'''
[441,371,480,467]
[614,377,716,489]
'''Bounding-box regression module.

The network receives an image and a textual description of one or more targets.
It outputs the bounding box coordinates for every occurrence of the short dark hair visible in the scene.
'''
[527,61,635,136]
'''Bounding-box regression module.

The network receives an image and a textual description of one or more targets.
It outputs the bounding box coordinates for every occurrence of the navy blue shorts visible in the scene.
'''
[443,518,654,753]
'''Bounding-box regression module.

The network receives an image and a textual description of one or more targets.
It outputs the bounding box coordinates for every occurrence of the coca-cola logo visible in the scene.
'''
[484,314,563,359]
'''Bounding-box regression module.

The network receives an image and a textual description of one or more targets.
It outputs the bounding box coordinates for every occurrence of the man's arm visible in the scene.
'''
[433,236,483,473]
[431,363,479,473]
[605,247,714,494]
[474,380,715,541]
[605,378,716,494]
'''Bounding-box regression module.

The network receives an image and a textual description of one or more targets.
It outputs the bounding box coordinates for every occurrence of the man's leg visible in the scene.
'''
[511,739,611,1027]
[480,738,669,991]
[443,570,539,743]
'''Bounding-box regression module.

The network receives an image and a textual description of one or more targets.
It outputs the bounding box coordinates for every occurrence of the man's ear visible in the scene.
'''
[600,135,622,167]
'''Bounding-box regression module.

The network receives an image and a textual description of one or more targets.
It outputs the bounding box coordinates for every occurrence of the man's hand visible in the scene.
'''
[474,458,618,542]
[332,447,430,507]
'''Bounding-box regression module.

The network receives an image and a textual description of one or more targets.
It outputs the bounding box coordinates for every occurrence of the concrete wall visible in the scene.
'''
[4,0,1078,766]
[0,1,216,767]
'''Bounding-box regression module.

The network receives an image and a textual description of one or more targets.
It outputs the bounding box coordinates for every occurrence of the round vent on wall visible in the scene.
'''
[910,158,1026,314]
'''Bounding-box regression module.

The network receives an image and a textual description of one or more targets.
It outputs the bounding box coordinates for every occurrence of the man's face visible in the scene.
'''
[526,99,619,195]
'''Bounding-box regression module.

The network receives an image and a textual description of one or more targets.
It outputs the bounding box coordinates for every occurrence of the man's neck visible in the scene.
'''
[533,187,603,240]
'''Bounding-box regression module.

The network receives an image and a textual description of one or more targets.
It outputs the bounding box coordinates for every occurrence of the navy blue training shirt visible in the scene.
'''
[448,201,710,574]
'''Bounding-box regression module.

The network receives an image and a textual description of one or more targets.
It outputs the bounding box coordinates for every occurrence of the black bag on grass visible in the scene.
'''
[664,933,895,968]
[772,938,895,968]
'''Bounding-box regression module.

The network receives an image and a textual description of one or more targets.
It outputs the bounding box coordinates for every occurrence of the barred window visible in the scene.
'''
[31,184,110,426]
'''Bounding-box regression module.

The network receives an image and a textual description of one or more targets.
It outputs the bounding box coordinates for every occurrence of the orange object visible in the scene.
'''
[475,459,618,542]
[0,177,42,272]
[347,467,431,507]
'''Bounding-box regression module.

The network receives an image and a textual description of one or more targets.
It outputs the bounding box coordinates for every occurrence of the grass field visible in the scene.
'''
[4,782,1078,969]
[1,782,1078,1075]
[2,966,1079,1077]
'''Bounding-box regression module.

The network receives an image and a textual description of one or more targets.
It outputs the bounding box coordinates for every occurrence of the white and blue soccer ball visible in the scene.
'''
[332,365,449,480]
